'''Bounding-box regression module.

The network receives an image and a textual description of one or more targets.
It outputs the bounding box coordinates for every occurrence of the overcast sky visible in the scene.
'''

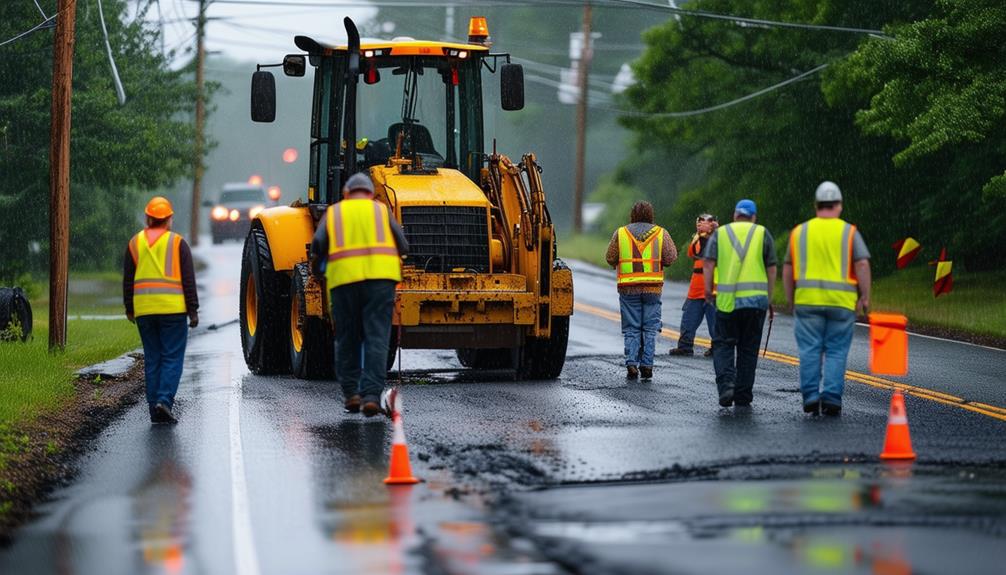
[146,0,382,65]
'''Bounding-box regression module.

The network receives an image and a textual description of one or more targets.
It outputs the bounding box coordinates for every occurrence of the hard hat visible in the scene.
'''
[343,173,375,194]
[734,199,757,217]
[145,196,174,219]
[815,181,843,203]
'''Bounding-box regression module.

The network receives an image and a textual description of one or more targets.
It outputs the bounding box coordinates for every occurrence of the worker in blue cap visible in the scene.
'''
[701,199,777,408]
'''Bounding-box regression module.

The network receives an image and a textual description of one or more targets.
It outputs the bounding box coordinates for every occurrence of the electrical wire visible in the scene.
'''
[0,14,56,49]
[97,0,127,105]
[604,63,828,118]
[32,0,49,19]
[181,0,889,37]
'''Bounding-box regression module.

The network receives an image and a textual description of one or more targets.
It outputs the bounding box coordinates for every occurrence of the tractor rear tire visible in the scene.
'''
[289,265,334,379]
[518,315,569,380]
[456,348,513,370]
[240,224,291,375]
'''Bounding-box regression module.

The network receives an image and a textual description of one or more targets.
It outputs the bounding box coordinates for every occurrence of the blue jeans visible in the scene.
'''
[136,314,189,412]
[794,305,856,407]
[675,297,716,351]
[619,292,662,367]
[330,280,396,401]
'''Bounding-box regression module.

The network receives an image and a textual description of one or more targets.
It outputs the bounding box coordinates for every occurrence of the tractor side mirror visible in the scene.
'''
[251,71,276,123]
[283,54,306,77]
[500,63,524,111]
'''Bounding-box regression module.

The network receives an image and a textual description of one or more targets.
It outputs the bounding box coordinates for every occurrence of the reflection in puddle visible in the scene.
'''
[524,465,1006,573]
[132,430,192,574]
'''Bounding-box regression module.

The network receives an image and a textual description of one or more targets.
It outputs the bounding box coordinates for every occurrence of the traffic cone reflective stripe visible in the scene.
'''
[384,389,420,485]
[880,390,916,460]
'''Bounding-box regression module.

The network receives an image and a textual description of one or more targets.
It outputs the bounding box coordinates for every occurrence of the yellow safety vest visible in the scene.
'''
[790,217,858,310]
[616,225,665,287]
[325,198,402,289]
[130,230,187,317]
[714,222,768,313]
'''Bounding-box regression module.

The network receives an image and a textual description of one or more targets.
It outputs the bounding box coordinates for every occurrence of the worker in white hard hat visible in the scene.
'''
[783,181,872,417]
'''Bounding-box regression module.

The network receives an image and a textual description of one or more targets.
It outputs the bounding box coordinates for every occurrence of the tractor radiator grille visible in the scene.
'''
[400,206,489,272]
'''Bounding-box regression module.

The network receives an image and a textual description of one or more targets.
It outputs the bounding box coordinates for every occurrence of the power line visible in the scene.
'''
[32,0,49,18]
[606,63,828,118]
[0,14,56,49]
[609,0,889,36]
[182,0,889,37]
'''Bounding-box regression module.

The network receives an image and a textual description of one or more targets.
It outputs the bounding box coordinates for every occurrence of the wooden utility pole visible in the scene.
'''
[572,2,593,234]
[189,0,207,246]
[49,0,78,351]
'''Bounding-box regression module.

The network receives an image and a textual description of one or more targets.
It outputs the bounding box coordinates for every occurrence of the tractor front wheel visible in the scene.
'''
[240,225,291,374]
[518,315,569,380]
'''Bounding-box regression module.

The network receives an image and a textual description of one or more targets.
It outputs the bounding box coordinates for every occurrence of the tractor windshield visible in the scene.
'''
[355,56,481,173]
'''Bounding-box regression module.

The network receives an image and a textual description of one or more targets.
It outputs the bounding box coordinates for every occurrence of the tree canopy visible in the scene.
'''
[609,0,1004,276]
[0,1,198,281]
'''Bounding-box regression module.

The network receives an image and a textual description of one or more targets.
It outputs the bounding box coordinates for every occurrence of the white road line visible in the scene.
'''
[230,375,261,575]
[854,322,1005,352]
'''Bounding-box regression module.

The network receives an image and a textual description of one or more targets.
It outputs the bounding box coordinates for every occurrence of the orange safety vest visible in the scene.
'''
[616,225,665,287]
[129,230,186,317]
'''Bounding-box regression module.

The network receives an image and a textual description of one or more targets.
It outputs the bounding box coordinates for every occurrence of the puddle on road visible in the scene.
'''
[519,464,1006,574]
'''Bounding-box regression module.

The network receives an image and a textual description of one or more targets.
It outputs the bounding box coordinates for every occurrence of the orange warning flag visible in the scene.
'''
[892,237,921,269]
[930,247,953,298]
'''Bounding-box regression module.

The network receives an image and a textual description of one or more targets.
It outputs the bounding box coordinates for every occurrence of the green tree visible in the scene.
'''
[825,0,1006,269]
[618,0,942,275]
[0,1,198,280]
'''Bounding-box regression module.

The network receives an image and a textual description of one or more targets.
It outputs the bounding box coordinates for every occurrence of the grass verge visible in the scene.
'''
[0,316,138,428]
[557,233,612,269]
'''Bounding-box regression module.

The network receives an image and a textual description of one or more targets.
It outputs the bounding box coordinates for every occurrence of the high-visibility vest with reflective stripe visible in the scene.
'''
[616,225,665,286]
[714,222,768,313]
[325,198,402,289]
[131,230,187,317]
[790,217,858,310]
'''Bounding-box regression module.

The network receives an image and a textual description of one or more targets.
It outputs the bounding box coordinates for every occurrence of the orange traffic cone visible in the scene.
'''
[880,390,916,460]
[384,388,420,485]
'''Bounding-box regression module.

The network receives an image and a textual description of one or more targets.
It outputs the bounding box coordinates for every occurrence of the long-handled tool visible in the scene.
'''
[762,305,775,358]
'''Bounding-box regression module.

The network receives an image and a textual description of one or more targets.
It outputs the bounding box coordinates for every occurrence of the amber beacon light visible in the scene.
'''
[468,16,490,46]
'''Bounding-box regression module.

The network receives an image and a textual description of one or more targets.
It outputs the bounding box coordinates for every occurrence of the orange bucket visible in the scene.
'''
[869,313,908,376]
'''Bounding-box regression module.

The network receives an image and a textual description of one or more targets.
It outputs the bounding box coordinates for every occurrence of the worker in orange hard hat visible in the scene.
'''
[123,196,199,424]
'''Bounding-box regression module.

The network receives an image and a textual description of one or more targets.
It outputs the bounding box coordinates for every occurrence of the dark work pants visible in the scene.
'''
[712,308,767,405]
[676,297,717,352]
[136,313,188,414]
[330,280,397,402]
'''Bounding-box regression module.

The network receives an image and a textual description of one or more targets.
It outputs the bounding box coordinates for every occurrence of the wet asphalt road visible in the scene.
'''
[2,243,1005,574]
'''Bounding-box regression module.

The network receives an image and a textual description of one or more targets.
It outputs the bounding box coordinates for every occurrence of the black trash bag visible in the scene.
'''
[0,287,33,342]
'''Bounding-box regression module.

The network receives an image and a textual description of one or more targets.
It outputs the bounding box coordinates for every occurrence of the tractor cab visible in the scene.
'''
[251,17,525,205]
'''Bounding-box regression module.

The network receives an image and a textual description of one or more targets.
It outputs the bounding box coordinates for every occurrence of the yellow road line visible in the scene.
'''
[575,301,1006,423]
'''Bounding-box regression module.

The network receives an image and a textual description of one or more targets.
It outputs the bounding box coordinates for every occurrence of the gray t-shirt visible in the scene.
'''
[702,223,776,310]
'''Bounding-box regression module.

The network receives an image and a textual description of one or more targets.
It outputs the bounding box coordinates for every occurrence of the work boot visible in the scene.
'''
[669,348,693,356]
[803,400,821,416]
[821,403,842,417]
[718,389,734,407]
[626,366,639,380]
[361,397,382,418]
[344,395,362,414]
[640,366,653,380]
[703,348,714,358]
[154,403,177,425]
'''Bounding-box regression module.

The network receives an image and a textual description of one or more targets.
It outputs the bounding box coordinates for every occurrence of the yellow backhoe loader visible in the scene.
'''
[241,16,573,380]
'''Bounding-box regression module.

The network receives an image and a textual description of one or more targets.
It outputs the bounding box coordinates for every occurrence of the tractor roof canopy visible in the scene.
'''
[294,35,490,58]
